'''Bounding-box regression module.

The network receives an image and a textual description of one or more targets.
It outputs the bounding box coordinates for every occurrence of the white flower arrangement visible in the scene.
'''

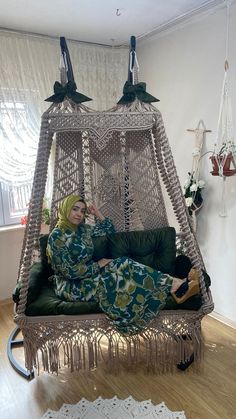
[183,173,205,215]
[185,197,193,207]
[198,179,205,188]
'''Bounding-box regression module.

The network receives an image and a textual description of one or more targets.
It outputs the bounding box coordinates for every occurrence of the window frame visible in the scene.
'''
[0,181,31,227]
[0,93,35,227]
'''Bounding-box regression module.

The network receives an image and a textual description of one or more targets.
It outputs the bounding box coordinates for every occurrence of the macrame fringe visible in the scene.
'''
[22,316,203,375]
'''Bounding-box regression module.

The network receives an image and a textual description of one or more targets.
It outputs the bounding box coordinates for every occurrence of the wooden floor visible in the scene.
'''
[0,301,236,419]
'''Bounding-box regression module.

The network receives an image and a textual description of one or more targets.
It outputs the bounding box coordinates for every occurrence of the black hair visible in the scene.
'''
[175,255,193,279]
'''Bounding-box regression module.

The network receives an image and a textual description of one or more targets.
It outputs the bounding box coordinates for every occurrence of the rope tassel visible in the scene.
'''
[21,315,203,374]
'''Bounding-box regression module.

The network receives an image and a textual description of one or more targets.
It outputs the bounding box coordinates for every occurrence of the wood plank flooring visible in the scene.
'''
[0,301,236,419]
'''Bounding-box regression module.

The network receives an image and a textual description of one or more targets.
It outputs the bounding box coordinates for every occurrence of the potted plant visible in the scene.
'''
[210,142,236,176]
[21,197,50,231]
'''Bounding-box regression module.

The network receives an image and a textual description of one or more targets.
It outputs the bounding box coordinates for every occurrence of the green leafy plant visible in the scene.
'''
[42,207,50,225]
[21,197,50,226]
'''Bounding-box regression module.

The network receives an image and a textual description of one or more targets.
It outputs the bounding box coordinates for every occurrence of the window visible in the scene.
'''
[0,95,37,226]
[0,181,31,226]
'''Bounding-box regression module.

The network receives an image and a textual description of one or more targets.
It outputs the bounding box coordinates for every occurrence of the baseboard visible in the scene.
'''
[209,311,236,330]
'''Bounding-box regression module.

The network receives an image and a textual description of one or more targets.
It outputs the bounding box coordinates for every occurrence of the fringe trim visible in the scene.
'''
[21,316,203,375]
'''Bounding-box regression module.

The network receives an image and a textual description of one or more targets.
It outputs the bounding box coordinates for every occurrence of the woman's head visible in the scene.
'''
[57,195,87,231]
[68,200,86,226]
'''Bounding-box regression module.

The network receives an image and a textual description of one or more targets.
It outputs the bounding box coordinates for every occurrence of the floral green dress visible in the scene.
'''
[47,219,173,334]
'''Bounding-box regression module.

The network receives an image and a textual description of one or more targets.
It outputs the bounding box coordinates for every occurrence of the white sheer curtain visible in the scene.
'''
[0,30,128,186]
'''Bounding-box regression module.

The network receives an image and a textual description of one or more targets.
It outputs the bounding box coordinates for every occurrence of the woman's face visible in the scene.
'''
[68,201,86,226]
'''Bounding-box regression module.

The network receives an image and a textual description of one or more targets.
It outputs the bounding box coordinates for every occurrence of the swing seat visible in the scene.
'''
[13,227,211,374]
[13,227,206,317]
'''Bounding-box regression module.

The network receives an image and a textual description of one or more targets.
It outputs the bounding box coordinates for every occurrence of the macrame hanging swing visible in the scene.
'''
[14,36,213,375]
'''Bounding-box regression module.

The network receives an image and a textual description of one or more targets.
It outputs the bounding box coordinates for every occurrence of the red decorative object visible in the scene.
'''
[21,215,27,225]
[210,152,236,176]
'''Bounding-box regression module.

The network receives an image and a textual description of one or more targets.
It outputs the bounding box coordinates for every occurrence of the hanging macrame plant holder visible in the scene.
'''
[13,36,214,375]
[210,151,236,176]
[209,2,236,218]
[210,3,236,178]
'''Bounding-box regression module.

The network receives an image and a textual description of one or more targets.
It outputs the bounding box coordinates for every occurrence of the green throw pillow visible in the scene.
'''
[12,262,51,305]
[39,234,49,267]
[92,236,108,261]
[107,227,176,275]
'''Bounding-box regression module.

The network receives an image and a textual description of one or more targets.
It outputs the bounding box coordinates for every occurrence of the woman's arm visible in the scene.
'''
[47,229,100,281]
[88,204,116,236]
[88,204,105,221]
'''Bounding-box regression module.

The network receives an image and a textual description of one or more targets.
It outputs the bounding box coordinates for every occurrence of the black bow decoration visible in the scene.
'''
[117,81,159,104]
[45,80,92,103]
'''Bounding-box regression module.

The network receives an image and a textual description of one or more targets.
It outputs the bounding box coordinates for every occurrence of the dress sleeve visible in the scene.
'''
[92,218,116,237]
[47,228,100,281]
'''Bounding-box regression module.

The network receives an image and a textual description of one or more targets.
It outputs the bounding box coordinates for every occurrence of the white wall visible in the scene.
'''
[0,227,24,300]
[138,5,236,323]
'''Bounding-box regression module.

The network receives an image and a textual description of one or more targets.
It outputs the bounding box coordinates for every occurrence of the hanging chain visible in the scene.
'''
[129,51,139,84]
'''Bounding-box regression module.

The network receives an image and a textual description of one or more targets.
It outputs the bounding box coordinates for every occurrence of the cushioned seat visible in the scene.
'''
[13,227,207,316]
[21,276,202,316]
[25,285,102,316]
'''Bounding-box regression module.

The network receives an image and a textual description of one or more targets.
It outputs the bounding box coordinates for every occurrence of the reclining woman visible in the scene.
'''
[46,195,199,335]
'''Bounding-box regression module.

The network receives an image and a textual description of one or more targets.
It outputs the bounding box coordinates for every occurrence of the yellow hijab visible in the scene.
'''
[56,195,87,232]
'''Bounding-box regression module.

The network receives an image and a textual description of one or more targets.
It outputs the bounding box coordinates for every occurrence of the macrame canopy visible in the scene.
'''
[15,36,213,374]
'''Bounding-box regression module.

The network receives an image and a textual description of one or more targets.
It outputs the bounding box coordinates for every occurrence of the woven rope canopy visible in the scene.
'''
[15,37,214,374]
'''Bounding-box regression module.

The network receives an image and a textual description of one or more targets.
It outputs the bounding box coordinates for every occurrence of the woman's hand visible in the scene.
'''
[88,204,105,221]
[98,258,113,268]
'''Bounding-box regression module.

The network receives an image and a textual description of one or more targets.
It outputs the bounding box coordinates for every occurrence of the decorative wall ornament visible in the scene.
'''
[183,121,211,231]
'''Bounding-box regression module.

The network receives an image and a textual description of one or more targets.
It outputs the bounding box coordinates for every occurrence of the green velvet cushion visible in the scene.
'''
[13,262,53,305]
[92,236,109,261]
[39,234,49,267]
[26,285,102,316]
[39,228,177,273]
[25,282,202,316]
[107,227,176,275]
[202,269,211,289]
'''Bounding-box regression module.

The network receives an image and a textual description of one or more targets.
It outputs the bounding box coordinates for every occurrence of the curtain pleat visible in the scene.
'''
[0,31,128,185]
